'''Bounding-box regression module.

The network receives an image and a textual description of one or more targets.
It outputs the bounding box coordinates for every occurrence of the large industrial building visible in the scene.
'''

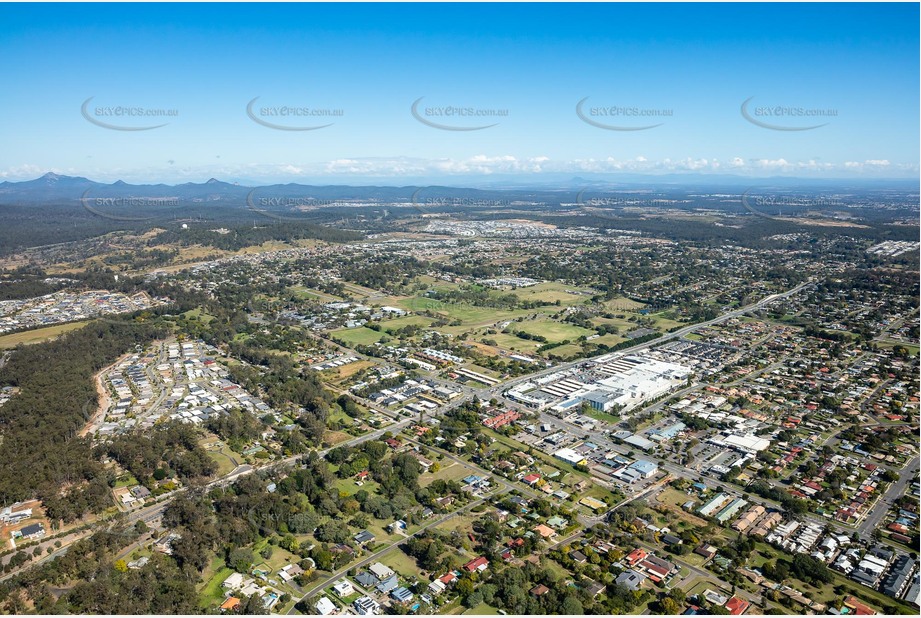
[507,353,692,414]
[710,433,771,453]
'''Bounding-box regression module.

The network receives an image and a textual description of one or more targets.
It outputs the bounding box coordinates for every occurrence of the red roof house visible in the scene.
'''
[725,597,750,615]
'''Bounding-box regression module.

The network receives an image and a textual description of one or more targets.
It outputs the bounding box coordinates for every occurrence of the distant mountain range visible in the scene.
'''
[0,172,492,204]
[0,172,916,205]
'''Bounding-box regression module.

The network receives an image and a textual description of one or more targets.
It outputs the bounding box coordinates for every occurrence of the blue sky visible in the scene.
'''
[1,2,918,184]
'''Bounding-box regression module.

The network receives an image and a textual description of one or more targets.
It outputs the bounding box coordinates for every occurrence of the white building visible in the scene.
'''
[353,596,381,615]
[553,447,587,466]
[315,597,337,616]
[368,562,394,580]
[721,433,771,453]
[333,579,356,597]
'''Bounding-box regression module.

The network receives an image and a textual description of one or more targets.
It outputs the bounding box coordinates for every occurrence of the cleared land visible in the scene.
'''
[0,321,90,348]
[512,320,596,343]
[331,327,389,346]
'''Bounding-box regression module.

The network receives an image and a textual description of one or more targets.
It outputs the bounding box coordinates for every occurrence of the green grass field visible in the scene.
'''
[198,559,232,608]
[434,513,479,536]
[873,340,919,356]
[334,475,380,497]
[259,545,302,574]
[582,408,621,425]
[648,312,684,330]
[331,327,388,346]
[481,332,543,354]
[591,315,638,330]
[182,308,216,323]
[419,461,475,487]
[394,296,445,312]
[202,439,239,476]
[593,333,626,346]
[113,473,139,489]
[382,549,426,579]
[0,321,90,349]
[393,296,531,330]
[544,343,583,358]
[506,282,595,307]
[288,286,341,302]
[462,603,500,615]
[512,320,595,343]
[602,297,646,311]
[381,315,436,332]
[340,282,382,298]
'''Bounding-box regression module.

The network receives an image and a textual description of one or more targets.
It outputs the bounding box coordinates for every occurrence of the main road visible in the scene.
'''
[857,454,920,537]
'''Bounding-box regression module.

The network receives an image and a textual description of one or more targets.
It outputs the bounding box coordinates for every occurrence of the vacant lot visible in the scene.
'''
[319,359,376,384]
[481,332,542,354]
[462,603,500,615]
[331,327,388,346]
[512,320,595,344]
[197,557,231,609]
[288,285,341,302]
[602,297,647,311]
[507,282,594,307]
[381,550,425,579]
[381,315,436,332]
[200,437,239,476]
[419,460,475,487]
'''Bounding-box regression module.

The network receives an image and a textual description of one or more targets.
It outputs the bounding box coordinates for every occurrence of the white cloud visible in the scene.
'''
[1,155,916,184]
[0,164,58,179]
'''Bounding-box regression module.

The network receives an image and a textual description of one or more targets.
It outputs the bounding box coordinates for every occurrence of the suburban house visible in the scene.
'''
[725,596,750,615]
[353,596,381,615]
[18,522,45,540]
[428,579,447,595]
[615,570,647,591]
[277,563,304,582]
[585,581,606,597]
[463,556,489,573]
[314,597,337,616]
[637,554,676,583]
[376,574,399,594]
[332,579,355,597]
[391,587,414,604]
[368,562,394,580]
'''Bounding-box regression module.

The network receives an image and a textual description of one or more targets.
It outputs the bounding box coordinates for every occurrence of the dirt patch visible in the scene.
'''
[79,355,121,437]
[323,430,353,446]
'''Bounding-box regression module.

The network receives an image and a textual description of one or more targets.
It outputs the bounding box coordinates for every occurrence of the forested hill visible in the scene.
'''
[0,320,167,521]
